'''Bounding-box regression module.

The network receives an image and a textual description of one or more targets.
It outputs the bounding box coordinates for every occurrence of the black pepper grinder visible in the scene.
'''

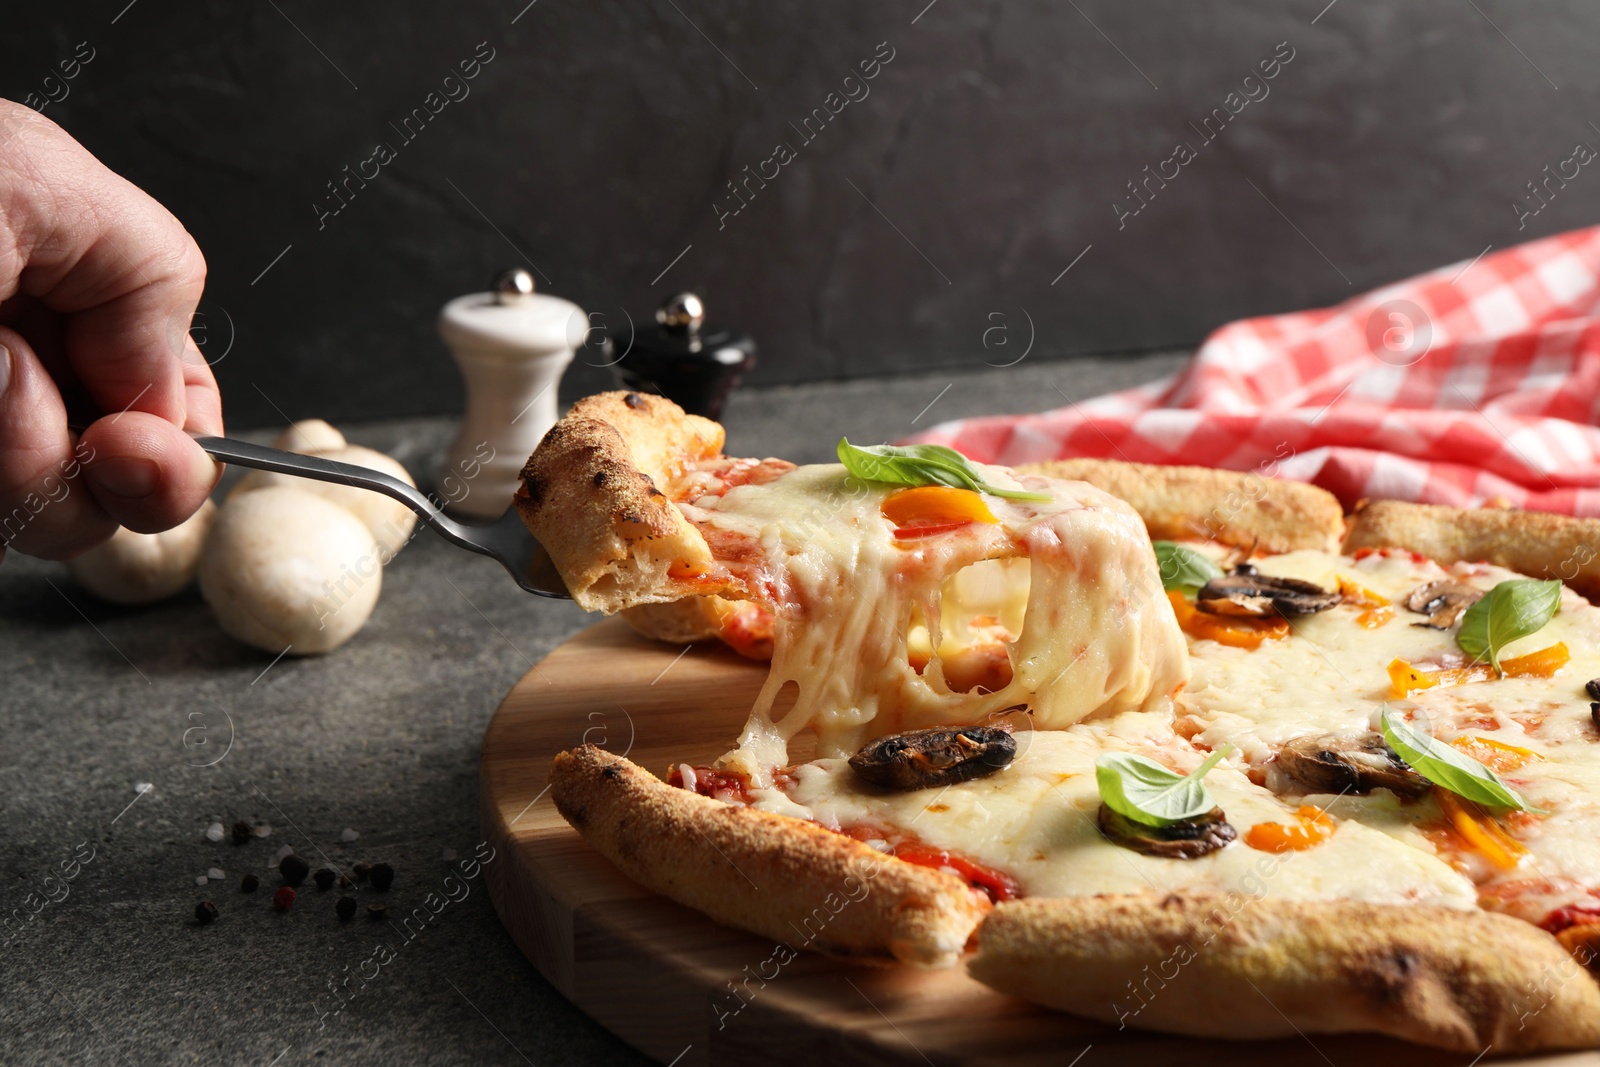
[610,292,756,420]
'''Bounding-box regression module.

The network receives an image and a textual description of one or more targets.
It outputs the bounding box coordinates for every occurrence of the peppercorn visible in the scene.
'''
[335,896,357,921]
[368,863,394,891]
[313,868,336,892]
[352,862,372,881]
[366,903,387,922]
[195,901,219,925]
[231,820,252,846]
[272,886,296,912]
[240,874,260,893]
[279,854,310,886]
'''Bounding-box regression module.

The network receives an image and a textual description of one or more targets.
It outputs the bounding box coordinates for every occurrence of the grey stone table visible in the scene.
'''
[0,353,1183,1066]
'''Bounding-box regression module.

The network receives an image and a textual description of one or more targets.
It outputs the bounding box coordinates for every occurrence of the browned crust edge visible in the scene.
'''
[969,893,1600,1052]
[1344,498,1600,602]
[620,597,733,645]
[515,392,728,613]
[1019,458,1344,554]
[550,745,990,968]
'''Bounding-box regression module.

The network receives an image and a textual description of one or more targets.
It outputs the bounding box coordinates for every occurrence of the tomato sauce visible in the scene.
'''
[839,824,1021,903]
[667,764,753,805]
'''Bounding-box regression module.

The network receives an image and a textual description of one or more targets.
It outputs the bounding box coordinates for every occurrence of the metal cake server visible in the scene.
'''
[192,435,570,599]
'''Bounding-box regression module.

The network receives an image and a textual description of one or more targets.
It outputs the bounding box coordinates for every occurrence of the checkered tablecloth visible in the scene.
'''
[907,227,1600,515]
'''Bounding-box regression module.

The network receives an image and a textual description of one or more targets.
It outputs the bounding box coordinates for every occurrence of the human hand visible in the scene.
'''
[0,99,221,563]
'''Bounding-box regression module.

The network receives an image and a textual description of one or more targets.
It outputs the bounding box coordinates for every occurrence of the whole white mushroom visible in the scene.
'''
[67,499,218,605]
[272,419,346,454]
[230,444,419,560]
[199,486,383,655]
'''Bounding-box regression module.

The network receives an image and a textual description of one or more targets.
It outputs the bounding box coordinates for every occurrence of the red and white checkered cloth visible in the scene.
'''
[907,227,1600,516]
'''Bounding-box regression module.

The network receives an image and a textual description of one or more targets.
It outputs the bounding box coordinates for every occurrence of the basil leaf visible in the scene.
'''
[836,438,1052,502]
[1456,578,1562,672]
[1379,706,1537,812]
[1152,541,1224,595]
[1094,746,1233,828]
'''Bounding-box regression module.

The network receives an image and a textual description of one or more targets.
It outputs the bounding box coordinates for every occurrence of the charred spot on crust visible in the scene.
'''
[593,470,607,487]
[600,763,622,781]
[1363,948,1424,1005]
[849,726,1016,791]
[624,392,646,409]
[1098,804,1237,859]
[523,474,543,505]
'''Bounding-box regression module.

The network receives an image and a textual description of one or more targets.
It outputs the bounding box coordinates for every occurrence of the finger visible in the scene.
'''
[0,102,205,429]
[178,334,223,437]
[0,326,113,559]
[79,410,218,535]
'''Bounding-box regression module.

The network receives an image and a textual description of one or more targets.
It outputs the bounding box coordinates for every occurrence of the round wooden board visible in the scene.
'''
[480,619,1546,1067]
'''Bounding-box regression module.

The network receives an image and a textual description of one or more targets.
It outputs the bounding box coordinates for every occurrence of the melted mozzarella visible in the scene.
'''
[685,464,1189,785]
[760,539,1600,914]
[782,727,1477,907]
[683,464,1600,918]
[1177,548,1600,916]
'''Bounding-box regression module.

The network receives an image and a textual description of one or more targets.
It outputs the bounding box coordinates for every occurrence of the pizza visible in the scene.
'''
[516,391,1600,1052]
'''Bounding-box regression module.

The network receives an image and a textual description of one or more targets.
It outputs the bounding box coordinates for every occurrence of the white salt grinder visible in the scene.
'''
[437,268,583,519]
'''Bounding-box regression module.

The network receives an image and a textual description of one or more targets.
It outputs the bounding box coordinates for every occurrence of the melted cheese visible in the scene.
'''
[750,534,1600,915]
[679,464,1600,919]
[683,464,1189,785]
[784,726,1477,907]
[1177,548,1600,918]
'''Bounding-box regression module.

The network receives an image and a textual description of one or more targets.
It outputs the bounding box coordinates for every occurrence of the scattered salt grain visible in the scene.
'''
[195,875,209,887]
[135,782,153,794]
[339,829,358,843]
[274,844,294,862]
[204,822,225,843]
[207,868,224,881]
[253,823,272,838]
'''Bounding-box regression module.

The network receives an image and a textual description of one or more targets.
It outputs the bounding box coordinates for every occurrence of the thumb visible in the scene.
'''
[0,326,114,559]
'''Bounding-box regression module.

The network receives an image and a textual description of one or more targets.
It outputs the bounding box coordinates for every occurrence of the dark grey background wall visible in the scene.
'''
[5,1,1596,428]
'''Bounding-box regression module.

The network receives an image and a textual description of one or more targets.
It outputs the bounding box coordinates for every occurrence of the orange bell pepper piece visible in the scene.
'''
[1245,805,1336,853]
[1501,642,1570,679]
[1167,590,1289,650]
[1338,577,1393,628]
[882,486,997,539]
[1388,643,1569,698]
[1435,790,1528,871]
[1451,736,1541,774]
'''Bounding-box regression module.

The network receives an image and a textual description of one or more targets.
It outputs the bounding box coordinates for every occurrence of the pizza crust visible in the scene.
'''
[1018,458,1343,554]
[969,893,1600,1052]
[515,392,729,612]
[549,744,991,968]
[1344,498,1600,601]
[620,597,731,644]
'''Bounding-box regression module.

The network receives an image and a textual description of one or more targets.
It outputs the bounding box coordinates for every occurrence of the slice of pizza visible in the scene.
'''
[519,392,1190,779]
[518,391,1600,1052]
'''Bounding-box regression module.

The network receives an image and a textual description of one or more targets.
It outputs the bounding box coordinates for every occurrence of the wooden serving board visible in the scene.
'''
[479,619,1568,1066]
